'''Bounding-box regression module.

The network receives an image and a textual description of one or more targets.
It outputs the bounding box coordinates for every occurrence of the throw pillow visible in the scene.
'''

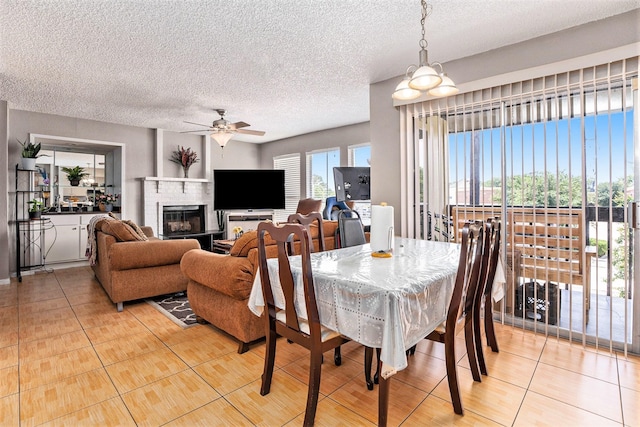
[101,220,146,242]
[122,219,149,241]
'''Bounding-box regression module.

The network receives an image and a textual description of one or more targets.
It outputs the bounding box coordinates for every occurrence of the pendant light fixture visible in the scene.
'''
[392,1,458,101]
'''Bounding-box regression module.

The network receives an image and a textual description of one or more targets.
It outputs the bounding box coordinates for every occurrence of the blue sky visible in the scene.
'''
[448,110,634,185]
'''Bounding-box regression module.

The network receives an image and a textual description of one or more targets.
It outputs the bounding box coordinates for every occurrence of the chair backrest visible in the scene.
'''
[287,212,325,252]
[481,218,502,300]
[337,210,366,248]
[446,221,484,333]
[295,198,322,215]
[323,196,352,220]
[257,222,322,340]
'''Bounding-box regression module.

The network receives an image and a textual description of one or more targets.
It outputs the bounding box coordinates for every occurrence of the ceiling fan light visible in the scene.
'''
[211,132,234,148]
[428,74,459,97]
[409,65,442,90]
[392,77,421,101]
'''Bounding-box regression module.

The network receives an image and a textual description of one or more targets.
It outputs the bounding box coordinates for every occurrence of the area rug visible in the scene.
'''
[146,291,198,328]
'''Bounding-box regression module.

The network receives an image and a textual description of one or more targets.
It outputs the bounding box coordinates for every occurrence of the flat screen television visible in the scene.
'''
[213,169,285,210]
[333,167,370,202]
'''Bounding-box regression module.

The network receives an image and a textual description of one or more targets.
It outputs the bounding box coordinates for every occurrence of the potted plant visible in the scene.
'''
[95,193,120,212]
[18,139,45,170]
[61,166,89,186]
[27,198,45,220]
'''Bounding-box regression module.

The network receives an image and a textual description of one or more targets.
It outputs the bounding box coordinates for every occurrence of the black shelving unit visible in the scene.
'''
[14,164,49,282]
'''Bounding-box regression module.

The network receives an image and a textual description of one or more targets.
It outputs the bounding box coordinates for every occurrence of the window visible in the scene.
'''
[306,148,339,201]
[348,144,371,167]
[273,154,300,223]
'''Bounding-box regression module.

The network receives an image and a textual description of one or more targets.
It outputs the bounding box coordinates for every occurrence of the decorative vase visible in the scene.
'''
[182,166,190,179]
[98,203,106,212]
[105,203,113,212]
[21,158,37,170]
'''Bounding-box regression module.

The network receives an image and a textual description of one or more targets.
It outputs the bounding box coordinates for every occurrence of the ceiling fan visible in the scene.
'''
[183,109,266,148]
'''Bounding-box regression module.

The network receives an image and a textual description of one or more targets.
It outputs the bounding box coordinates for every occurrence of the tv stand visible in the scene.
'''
[225,211,273,240]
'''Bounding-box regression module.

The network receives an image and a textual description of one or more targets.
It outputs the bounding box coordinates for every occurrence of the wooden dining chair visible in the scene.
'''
[365,222,485,412]
[257,222,348,427]
[473,218,502,376]
[287,212,325,252]
[287,212,343,366]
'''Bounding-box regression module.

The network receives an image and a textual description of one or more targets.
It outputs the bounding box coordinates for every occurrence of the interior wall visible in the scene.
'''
[0,101,9,284]
[258,122,370,198]
[370,9,640,236]
[3,109,259,277]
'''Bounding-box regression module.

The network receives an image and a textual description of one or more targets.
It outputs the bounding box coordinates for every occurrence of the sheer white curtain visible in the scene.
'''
[399,104,449,239]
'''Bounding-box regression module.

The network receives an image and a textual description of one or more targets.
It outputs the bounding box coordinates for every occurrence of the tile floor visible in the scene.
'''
[1,267,639,426]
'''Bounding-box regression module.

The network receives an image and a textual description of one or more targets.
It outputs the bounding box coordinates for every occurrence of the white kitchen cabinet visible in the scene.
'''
[44,214,109,264]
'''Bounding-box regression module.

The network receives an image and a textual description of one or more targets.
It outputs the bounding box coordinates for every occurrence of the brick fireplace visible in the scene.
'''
[143,178,212,236]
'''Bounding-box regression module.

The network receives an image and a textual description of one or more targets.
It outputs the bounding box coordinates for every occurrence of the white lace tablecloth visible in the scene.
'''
[248,237,460,378]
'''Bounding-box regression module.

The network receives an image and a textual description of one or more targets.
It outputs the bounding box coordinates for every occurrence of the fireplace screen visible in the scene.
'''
[162,205,205,236]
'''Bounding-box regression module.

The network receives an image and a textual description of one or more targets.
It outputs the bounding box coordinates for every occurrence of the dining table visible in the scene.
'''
[248,236,474,425]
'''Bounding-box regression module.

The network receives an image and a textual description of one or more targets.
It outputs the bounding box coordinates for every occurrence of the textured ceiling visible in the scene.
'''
[1,1,638,143]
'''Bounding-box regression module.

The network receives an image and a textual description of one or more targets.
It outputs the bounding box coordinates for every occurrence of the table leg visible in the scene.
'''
[378,371,389,427]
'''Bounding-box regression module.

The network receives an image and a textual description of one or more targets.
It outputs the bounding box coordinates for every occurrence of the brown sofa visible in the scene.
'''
[180,220,340,353]
[92,223,200,311]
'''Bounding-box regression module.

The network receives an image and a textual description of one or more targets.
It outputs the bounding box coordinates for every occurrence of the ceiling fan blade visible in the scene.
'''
[180,129,211,133]
[236,129,266,136]
[230,121,250,129]
[184,120,212,128]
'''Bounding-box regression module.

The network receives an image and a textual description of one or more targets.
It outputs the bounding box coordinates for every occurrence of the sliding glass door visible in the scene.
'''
[403,61,638,353]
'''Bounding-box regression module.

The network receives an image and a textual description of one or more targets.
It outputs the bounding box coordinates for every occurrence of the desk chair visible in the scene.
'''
[323,196,354,220]
[257,222,348,427]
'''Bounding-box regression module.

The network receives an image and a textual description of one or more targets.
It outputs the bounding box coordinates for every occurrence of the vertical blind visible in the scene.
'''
[400,57,639,353]
[273,154,300,223]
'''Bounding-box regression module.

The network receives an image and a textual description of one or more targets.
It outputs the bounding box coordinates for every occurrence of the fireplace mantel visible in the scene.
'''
[142,176,211,194]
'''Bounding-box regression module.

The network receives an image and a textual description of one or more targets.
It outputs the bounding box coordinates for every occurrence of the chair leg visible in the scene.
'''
[260,329,277,396]
[237,341,250,354]
[373,348,381,385]
[485,294,499,353]
[364,347,374,390]
[474,302,488,376]
[445,337,464,415]
[465,318,481,382]
[303,351,323,427]
[363,347,382,389]
[334,346,342,366]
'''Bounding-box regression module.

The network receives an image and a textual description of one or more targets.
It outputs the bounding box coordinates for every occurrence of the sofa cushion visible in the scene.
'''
[101,220,147,242]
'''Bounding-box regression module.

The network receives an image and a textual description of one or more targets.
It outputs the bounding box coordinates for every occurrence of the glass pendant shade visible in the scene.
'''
[392,77,421,101]
[211,132,234,148]
[409,64,442,90]
[428,74,459,97]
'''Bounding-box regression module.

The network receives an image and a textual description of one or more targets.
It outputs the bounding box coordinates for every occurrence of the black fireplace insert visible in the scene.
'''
[162,205,205,236]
